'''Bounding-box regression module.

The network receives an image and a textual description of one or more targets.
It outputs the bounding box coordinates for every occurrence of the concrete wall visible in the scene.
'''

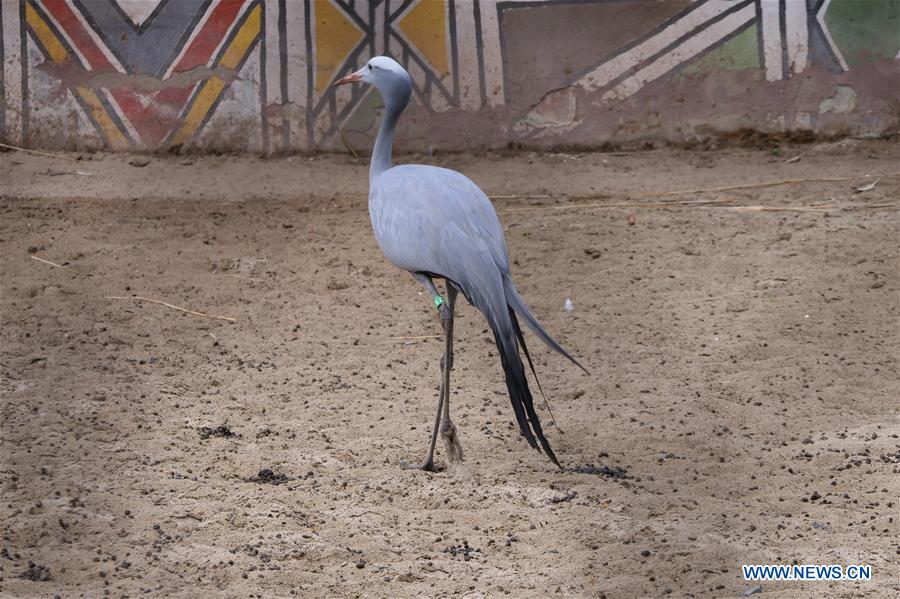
[1,0,898,154]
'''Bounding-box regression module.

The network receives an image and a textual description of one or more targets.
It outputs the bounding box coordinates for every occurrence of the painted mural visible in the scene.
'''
[1,0,898,152]
[17,0,261,149]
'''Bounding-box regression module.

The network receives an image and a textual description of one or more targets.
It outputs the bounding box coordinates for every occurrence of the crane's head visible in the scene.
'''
[332,56,412,108]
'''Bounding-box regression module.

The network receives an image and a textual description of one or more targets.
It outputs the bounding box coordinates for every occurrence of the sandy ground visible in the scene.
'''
[1,141,899,599]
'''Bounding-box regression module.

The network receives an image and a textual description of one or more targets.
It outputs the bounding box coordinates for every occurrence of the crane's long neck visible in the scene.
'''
[369,105,399,182]
[370,83,409,183]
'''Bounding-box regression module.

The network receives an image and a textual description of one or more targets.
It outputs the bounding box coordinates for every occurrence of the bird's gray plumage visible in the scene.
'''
[337,56,586,467]
[370,165,509,276]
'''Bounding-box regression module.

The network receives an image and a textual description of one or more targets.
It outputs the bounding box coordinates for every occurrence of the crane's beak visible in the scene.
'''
[332,69,364,87]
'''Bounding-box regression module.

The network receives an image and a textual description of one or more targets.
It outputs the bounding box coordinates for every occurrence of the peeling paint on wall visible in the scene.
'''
[1,0,898,153]
[516,88,577,133]
[819,85,857,114]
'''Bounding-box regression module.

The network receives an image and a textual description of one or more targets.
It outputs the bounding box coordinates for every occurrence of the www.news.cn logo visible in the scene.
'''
[742,564,872,581]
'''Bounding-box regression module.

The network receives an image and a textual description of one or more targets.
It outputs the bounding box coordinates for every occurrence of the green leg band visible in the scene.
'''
[434,295,445,309]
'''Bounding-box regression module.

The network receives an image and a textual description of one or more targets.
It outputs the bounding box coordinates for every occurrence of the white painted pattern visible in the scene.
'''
[602,2,756,101]
[263,0,282,108]
[453,1,480,110]
[784,0,809,75]
[576,0,737,93]
[111,0,164,28]
[760,0,783,81]
[283,0,306,139]
[476,0,504,106]
[2,0,23,142]
[262,0,285,152]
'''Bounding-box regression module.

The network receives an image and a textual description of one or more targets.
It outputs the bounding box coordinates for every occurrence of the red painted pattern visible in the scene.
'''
[34,0,250,148]
[174,0,246,73]
[151,0,248,144]
[39,0,114,70]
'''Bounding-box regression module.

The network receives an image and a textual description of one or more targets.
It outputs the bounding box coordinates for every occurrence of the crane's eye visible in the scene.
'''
[367,64,372,70]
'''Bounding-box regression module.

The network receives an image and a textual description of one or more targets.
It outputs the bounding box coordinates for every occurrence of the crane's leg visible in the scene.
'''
[410,273,451,324]
[400,275,461,470]
[439,284,463,463]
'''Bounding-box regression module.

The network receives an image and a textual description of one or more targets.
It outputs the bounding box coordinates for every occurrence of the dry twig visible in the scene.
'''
[727,205,834,213]
[641,172,898,198]
[844,203,897,210]
[501,171,899,213]
[30,255,93,276]
[506,197,733,213]
[106,296,236,322]
[489,194,552,200]
[0,141,82,162]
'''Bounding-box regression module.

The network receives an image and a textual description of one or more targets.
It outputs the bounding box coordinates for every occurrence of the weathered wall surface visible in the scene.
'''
[1,0,898,154]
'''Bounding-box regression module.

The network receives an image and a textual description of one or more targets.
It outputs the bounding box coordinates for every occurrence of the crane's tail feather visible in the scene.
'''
[503,276,590,375]
[510,308,561,432]
[436,230,561,466]
[492,321,561,468]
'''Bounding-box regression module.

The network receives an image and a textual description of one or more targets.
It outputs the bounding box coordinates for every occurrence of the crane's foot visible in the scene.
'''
[440,419,464,464]
[399,456,442,472]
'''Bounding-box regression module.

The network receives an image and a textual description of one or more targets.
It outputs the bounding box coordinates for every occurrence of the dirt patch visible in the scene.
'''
[17,562,52,582]
[197,424,237,440]
[246,469,291,486]
[567,464,630,479]
[1,142,898,597]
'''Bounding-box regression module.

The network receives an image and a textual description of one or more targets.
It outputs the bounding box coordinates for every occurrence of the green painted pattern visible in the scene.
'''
[825,0,900,64]
[684,23,760,74]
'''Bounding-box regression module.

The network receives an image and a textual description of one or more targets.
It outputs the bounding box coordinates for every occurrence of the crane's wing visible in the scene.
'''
[369,165,510,276]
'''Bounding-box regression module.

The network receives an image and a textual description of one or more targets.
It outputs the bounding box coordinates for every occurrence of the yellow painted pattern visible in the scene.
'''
[169,3,261,147]
[398,0,448,76]
[77,89,130,149]
[25,2,66,62]
[314,0,365,92]
[25,2,129,149]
